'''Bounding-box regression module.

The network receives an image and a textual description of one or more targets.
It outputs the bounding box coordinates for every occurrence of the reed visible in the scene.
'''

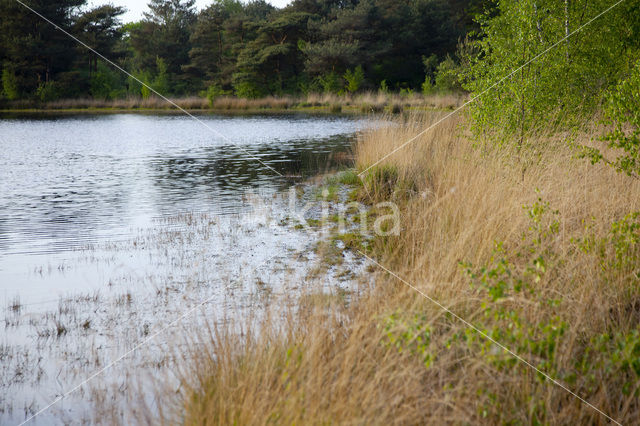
[171,110,640,424]
[1,92,467,113]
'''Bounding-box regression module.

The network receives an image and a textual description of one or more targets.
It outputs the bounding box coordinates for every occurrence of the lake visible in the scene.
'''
[0,112,371,424]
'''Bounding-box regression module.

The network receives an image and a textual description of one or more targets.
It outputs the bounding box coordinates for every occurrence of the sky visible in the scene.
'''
[88,0,292,23]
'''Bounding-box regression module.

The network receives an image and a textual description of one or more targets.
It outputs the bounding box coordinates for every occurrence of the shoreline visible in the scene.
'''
[0,93,466,116]
[0,106,361,115]
[0,170,363,424]
[175,112,640,424]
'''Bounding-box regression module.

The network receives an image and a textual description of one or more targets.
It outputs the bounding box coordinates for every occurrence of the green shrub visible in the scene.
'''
[381,312,433,368]
[463,0,633,138]
[90,62,125,100]
[232,71,268,99]
[128,70,153,99]
[202,83,232,106]
[379,79,389,93]
[399,87,414,98]
[36,81,62,102]
[593,61,640,178]
[316,71,343,94]
[434,55,461,92]
[421,54,438,95]
[152,57,170,95]
[579,330,640,397]
[421,76,434,95]
[458,199,640,420]
[344,65,365,93]
[1,66,19,100]
[577,211,640,289]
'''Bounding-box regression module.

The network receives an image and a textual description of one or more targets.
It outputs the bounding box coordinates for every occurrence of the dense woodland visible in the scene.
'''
[0,0,639,146]
[0,0,486,102]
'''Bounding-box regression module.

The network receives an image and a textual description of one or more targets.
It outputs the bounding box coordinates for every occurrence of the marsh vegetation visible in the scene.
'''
[0,113,375,424]
[2,0,640,424]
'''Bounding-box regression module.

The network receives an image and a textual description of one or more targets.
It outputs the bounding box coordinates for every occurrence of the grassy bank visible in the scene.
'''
[170,113,640,424]
[0,92,465,114]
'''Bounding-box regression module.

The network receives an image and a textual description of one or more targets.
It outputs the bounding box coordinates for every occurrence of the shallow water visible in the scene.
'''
[0,112,371,424]
[0,113,368,302]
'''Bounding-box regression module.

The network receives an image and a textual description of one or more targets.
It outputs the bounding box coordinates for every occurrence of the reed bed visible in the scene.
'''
[43,96,209,110]
[170,111,640,425]
[1,92,466,113]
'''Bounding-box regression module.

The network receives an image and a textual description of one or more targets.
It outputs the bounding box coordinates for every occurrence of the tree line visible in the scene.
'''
[0,0,486,102]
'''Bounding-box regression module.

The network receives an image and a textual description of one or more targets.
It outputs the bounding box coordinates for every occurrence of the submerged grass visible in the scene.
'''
[172,112,640,424]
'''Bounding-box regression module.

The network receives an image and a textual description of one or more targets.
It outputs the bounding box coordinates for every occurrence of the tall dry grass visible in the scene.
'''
[43,96,209,110]
[2,92,466,112]
[171,113,640,425]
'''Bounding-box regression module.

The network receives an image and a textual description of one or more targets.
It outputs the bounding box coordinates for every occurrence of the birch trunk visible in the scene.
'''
[565,0,570,60]
[533,2,544,43]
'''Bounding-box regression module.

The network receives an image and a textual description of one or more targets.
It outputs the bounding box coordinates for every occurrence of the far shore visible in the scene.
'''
[0,92,466,115]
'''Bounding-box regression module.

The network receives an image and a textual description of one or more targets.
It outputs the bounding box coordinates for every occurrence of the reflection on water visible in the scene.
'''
[0,112,371,424]
[0,113,363,258]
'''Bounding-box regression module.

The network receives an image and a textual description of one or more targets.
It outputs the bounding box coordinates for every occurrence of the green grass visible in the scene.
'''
[325,170,363,187]
[316,184,340,201]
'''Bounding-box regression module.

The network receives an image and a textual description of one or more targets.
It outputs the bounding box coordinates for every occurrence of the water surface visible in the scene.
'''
[0,112,365,303]
[0,112,371,424]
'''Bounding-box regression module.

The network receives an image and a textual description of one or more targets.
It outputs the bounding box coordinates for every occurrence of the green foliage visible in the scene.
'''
[600,61,640,178]
[1,66,19,100]
[231,10,311,96]
[381,312,433,368]
[458,197,567,392]
[434,56,461,92]
[421,76,434,95]
[36,81,62,102]
[379,79,389,93]
[0,0,477,101]
[464,0,637,138]
[333,232,366,252]
[202,83,232,106]
[399,87,414,97]
[153,57,170,94]
[316,72,343,94]
[421,54,438,94]
[610,213,640,273]
[422,54,438,81]
[579,330,640,397]
[130,71,153,99]
[343,66,365,94]
[129,0,196,95]
[0,0,124,100]
[232,74,267,99]
[335,170,362,186]
[90,62,124,99]
[576,212,640,288]
[316,183,339,201]
[463,198,560,303]
[456,199,640,419]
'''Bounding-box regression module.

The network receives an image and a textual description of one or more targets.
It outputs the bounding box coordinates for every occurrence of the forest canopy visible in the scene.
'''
[0,0,483,101]
[0,0,638,123]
